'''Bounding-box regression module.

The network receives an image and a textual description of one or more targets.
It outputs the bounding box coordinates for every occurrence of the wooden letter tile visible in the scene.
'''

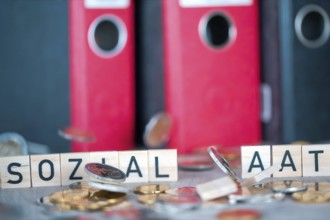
[30,154,61,187]
[196,176,238,201]
[89,151,119,168]
[0,156,31,189]
[272,145,302,177]
[60,153,90,186]
[148,149,178,182]
[119,150,148,183]
[302,144,330,177]
[241,145,271,179]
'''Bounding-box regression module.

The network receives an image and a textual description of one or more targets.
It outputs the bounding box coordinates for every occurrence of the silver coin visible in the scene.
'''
[69,181,129,194]
[265,180,308,194]
[143,112,172,148]
[84,163,126,184]
[178,159,215,171]
[0,132,28,156]
[208,146,240,182]
[58,127,95,143]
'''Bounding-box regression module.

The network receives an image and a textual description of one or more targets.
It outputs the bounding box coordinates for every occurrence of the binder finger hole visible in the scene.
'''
[295,4,330,48]
[88,15,127,57]
[200,12,236,49]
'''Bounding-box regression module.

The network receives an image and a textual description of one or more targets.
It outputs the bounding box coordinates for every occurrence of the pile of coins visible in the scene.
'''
[39,187,127,211]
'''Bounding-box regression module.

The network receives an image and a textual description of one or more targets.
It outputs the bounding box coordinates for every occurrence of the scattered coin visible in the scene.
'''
[165,187,198,197]
[208,146,240,182]
[292,191,330,204]
[137,194,159,205]
[178,159,215,171]
[265,180,308,194]
[143,112,172,148]
[229,187,282,204]
[84,163,126,184]
[217,209,262,220]
[133,184,170,195]
[58,127,95,143]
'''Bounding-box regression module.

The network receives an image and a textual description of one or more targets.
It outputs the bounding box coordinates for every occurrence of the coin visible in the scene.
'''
[165,187,198,197]
[208,146,240,182]
[292,191,330,204]
[305,182,330,192]
[133,184,170,195]
[0,132,28,156]
[58,127,95,143]
[69,181,129,194]
[217,209,262,220]
[178,159,215,171]
[143,112,172,147]
[265,180,308,194]
[84,163,126,184]
[47,189,91,204]
[138,194,159,205]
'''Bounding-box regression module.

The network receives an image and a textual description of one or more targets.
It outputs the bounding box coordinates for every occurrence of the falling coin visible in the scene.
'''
[217,209,262,220]
[84,163,126,184]
[264,181,308,194]
[133,184,170,195]
[58,127,95,143]
[208,146,240,182]
[165,187,198,197]
[143,112,172,148]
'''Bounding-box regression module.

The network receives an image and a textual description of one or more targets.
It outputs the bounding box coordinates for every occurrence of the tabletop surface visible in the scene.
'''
[1,165,330,220]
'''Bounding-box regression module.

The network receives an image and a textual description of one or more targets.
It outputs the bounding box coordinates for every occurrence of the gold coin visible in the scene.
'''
[90,190,127,205]
[133,184,170,195]
[137,194,159,205]
[48,189,90,204]
[217,209,262,220]
[290,140,311,145]
[292,191,330,204]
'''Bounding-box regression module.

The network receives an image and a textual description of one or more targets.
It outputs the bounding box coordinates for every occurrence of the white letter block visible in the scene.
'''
[302,144,330,177]
[119,151,148,183]
[272,145,302,177]
[60,153,90,185]
[241,145,271,179]
[31,154,61,187]
[0,156,31,189]
[148,149,178,182]
[89,151,119,168]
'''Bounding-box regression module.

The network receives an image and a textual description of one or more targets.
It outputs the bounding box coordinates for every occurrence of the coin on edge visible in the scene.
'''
[143,112,172,148]
[133,184,170,195]
[208,146,240,183]
[84,163,126,184]
[58,127,95,143]
[217,209,262,220]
